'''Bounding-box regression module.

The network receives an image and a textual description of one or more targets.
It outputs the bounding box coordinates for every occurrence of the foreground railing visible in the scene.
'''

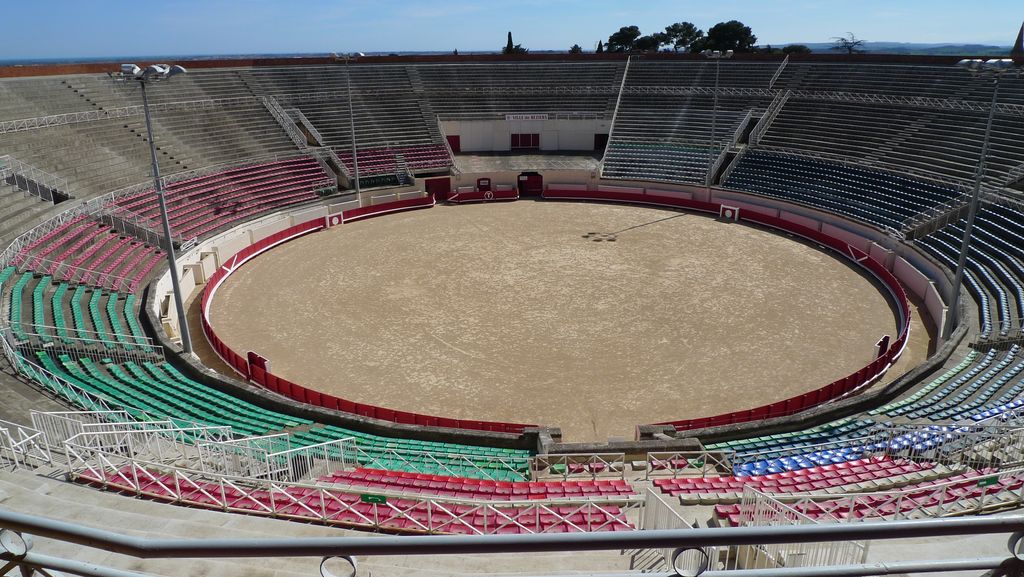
[1,508,1023,577]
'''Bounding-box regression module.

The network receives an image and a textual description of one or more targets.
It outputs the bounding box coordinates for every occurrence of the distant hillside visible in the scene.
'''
[792,42,1010,56]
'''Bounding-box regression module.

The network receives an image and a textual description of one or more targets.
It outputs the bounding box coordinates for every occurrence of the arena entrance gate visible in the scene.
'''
[517,172,543,197]
[425,177,451,202]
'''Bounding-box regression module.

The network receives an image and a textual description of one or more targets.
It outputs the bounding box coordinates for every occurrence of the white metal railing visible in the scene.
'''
[734,486,869,570]
[530,453,625,481]
[0,418,52,470]
[261,95,309,150]
[769,55,790,90]
[0,96,262,135]
[645,449,736,480]
[14,255,135,292]
[197,434,356,483]
[354,445,529,482]
[899,192,976,236]
[744,467,1024,523]
[749,90,791,146]
[30,410,136,448]
[0,154,70,202]
[10,325,162,367]
[62,441,641,535]
[640,488,714,573]
[599,55,633,177]
[435,115,459,175]
[719,146,748,184]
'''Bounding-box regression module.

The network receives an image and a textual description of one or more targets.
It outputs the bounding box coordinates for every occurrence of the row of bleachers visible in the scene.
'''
[334,144,451,176]
[724,151,963,228]
[77,465,633,534]
[12,348,530,478]
[414,61,624,119]
[712,470,1019,526]
[114,156,332,240]
[319,468,636,500]
[656,457,952,505]
[10,220,164,294]
[758,98,1024,185]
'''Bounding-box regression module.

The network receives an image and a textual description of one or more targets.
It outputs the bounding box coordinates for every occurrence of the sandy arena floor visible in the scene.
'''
[209,200,928,442]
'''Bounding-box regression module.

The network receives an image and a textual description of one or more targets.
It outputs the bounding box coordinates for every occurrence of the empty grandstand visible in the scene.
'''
[2,47,1024,576]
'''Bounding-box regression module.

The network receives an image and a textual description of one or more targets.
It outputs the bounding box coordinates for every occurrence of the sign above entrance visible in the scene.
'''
[505,113,548,121]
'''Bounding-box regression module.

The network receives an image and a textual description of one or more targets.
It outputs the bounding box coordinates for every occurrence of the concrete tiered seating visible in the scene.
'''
[655,457,949,505]
[725,152,961,228]
[335,144,451,176]
[114,156,332,240]
[18,349,531,479]
[712,471,1023,526]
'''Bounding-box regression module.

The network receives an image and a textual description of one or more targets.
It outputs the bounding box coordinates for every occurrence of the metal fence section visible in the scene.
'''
[645,450,735,480]
[29,410,135,448]
[353,445,529,482]
[641,488,716,575]
[530,453,625,480]
[61,434,641,536]
[0,419,51,470]
[0,154,70,203]
[197,434,356,482]
[10,324,163,365]
[730,487,870,571]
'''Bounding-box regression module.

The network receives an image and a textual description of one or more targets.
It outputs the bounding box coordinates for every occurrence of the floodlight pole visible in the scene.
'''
[946,61,1015,339]
[138,73,193,355]
[704,50,732,196]
[344,56,360,196]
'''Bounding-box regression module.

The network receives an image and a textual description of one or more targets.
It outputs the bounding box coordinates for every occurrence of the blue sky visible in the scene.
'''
[1,0,1020,59]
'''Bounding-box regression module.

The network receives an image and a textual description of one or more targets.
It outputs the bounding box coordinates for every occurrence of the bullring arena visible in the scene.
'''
[0,45,1023,576]
[209,200,925,441]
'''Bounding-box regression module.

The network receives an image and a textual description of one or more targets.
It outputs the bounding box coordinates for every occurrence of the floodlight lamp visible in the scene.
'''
[121,63,141,77]
[724,50,734,58]
[167,65,187,78]
[986,58,1014,70]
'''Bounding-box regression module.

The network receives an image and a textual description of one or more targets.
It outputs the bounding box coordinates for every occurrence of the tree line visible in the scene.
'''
[501,24,869,55]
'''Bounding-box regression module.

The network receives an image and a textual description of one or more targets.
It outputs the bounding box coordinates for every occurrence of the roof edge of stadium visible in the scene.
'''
[0,51,1007,80]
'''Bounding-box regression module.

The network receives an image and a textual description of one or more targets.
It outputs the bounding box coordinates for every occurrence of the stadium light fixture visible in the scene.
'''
[946,56,1023,339]
[115,63,194,355]
[702,49,733,195]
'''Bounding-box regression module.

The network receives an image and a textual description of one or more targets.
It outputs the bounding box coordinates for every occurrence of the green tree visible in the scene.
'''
[607,26,641,52]
[694,20,757,53]
[569,44,583,54]
[634,33,668,52]
[782,44,812,54]
[595,40,604,53]
[831,33,864,54]
[664,21,704,52]
[503,31,528,54]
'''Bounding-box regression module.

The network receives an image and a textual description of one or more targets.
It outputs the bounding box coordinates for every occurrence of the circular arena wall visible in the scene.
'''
[201,190,915,443]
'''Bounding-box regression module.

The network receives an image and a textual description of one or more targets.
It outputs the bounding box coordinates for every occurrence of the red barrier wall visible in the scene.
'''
[447,189,519,203]
[542,188,912,431]
[202,191,911,435]
[200,199,536,434]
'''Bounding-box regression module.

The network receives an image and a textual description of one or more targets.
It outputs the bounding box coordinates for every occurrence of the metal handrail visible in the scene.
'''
[0,508,1022,577]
